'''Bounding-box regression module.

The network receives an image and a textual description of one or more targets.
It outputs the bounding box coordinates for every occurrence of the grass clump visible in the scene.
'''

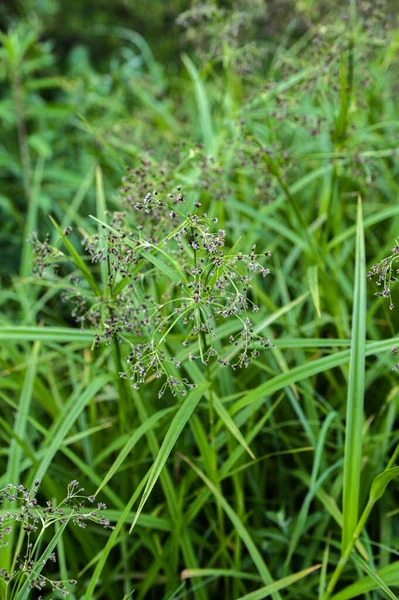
[1,1,399,599]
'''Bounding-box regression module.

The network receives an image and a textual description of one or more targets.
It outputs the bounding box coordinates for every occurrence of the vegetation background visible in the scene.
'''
[1,0,399,598]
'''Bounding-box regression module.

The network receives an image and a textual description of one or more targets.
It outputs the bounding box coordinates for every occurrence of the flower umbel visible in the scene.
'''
[32,168,273,398]
[0,481,113,596]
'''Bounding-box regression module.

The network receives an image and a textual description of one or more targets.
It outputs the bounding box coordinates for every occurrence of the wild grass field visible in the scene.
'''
[1,1,399,598]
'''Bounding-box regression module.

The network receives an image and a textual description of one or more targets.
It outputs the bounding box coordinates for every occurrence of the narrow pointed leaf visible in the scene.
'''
[129,383,208,533]
[237,565,321,600]
[342,197,366,551]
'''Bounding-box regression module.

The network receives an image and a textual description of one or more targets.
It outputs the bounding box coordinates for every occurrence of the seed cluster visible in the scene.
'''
[89,179,273,396]
[29,232,53,278]
[31,163,273,398]
[0,480,113,596]
[367,242,399,311]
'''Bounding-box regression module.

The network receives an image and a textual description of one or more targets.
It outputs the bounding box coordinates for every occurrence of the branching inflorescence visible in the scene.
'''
[0,480,113,597]
[31,163,273,398]
[367,241,399,311]
[368,240,399,371]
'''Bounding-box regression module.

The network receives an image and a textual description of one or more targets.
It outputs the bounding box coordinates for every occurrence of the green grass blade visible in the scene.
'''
[351,554,398,600]
[213,394,255,460]
[77,112,126,169]
[328,204,399,250]
[132,390,207,600]
[0,326,94,343]
[295,470,368,562]
[95,406,175,496]
[330,561,399,600]
[31,375,110,484]
[20,157,45,278]
[342,197,366,551]
[182,54,215,155]
[307,265,321,317]
[335,56,347,140]
[183,360,256,459]
[1,341,40,571]
[369,466,399,502]
[185,397,283,527]
[131,84,178,130]
[5,342,39,486]
[236,565,321,600]
[230,333,399,417]
[60,165,95,232]
[84,474,150,600]
[285,412,337,567]
[180,454,280,598]
[129,382,208,533]
[181,569,262,582]
[319,541,330,600]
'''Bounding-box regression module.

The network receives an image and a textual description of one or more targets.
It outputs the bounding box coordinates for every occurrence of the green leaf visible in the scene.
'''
[0,326,94,343]
[330,561,399,600]
[31,375,110,484]
[342,197,366,551]
[83,471,150,600]
[369,466,399,502]
[182,54,215,155]
[181,454,279,597]
[352,554,398,600]
[213,394,255,460]
[1,342,39,571]
[129,383,208,533]
[95,406,175,496]
[328,204,399,250]
[183,360,256,459]
[181,568,261,582]
[307,265,321,317]
[285,412,337,567]
[141,248,187,286]
[77,112,126,169]
[335,55,349,142]
[236,565,321,600]
[5,342,39,486]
